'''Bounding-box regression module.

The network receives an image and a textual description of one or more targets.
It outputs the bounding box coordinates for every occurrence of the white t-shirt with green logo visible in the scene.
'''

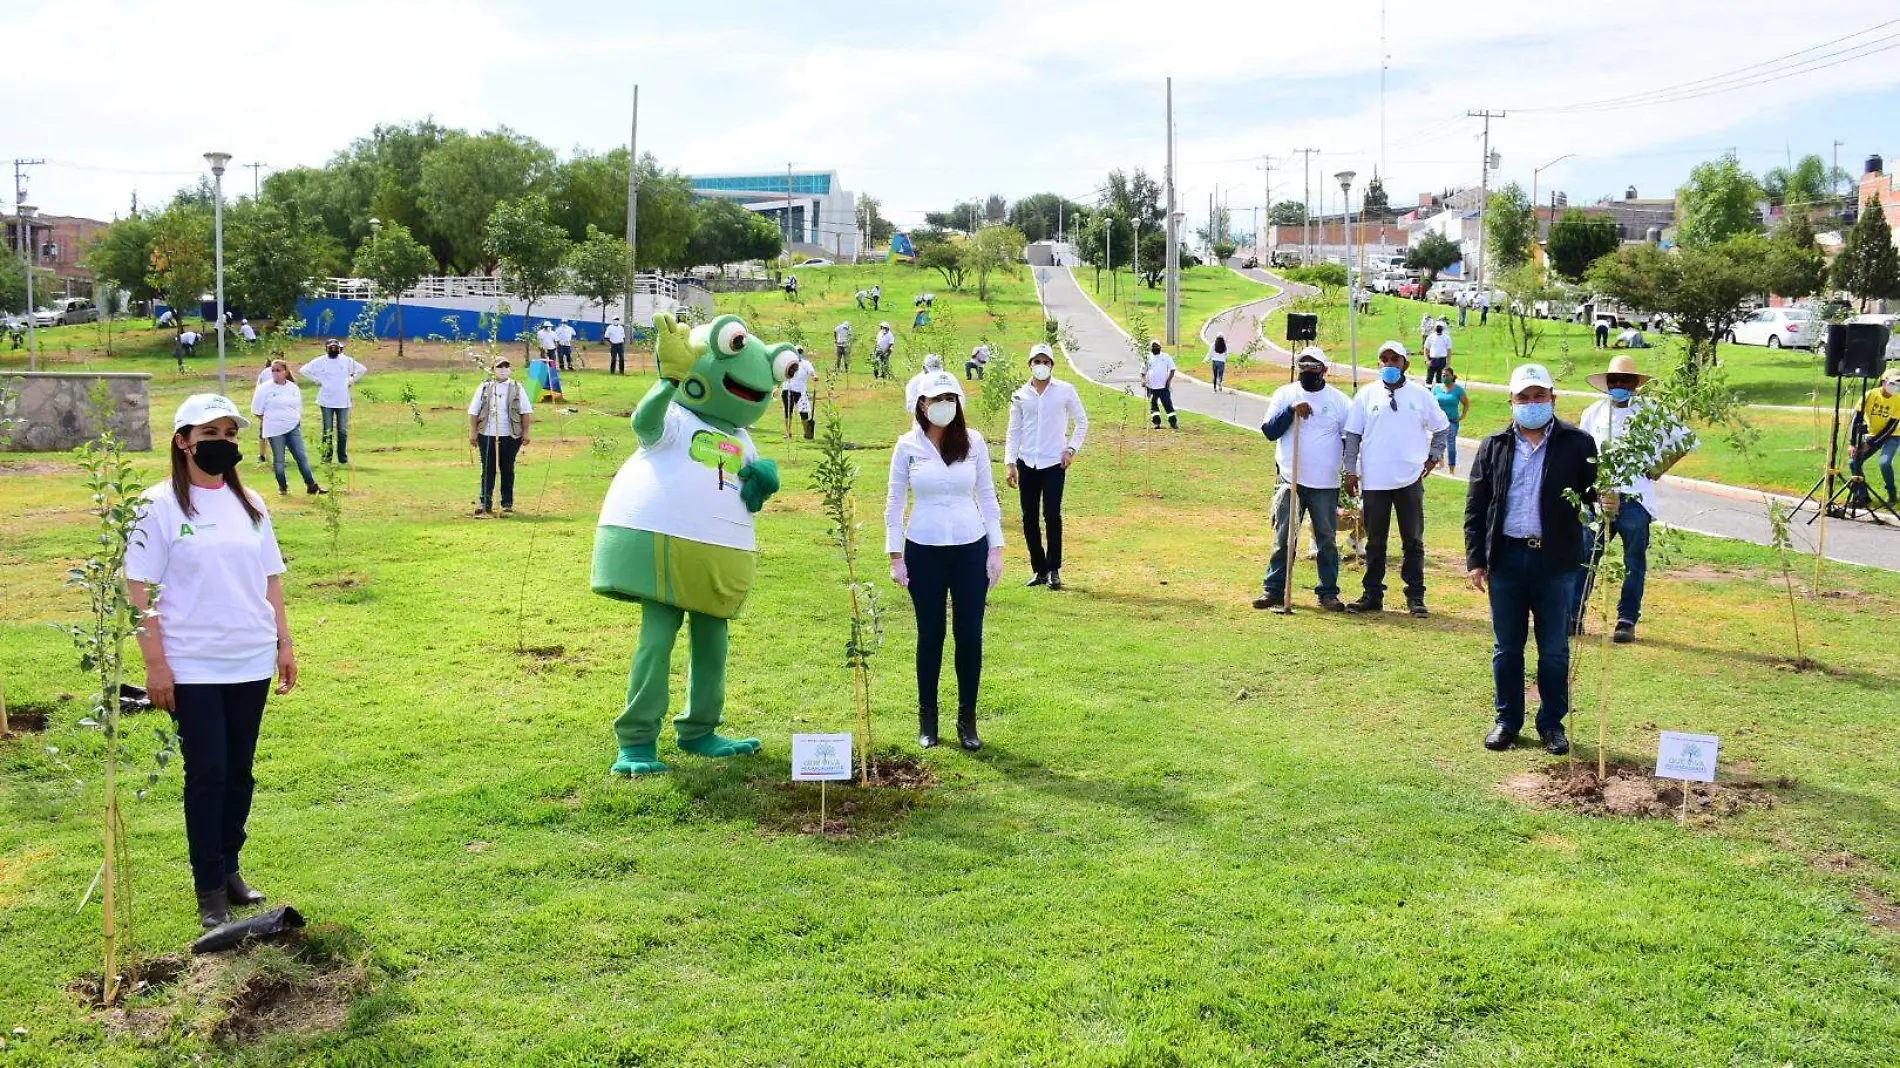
[597,403,762,551]
[125,482,287,684]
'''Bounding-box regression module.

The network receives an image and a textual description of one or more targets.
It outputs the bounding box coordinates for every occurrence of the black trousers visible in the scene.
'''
[478,433,522,510]
[557,344,573,371]
[781,389,814,438]
[1361,478,1428,602]
[905,538,989,718]
[609,342,625,374]
[1149,387,1177,427]
[171,679,270,892]
[1017,461,1067,574]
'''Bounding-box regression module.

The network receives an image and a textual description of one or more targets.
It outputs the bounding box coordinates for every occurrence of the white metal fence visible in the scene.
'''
[313,273,679,303]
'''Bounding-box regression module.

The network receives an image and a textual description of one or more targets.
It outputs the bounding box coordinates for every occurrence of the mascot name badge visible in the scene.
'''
[592,314,798,776]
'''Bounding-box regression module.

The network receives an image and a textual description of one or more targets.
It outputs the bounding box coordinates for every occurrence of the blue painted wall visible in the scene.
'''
[290,299,646,344]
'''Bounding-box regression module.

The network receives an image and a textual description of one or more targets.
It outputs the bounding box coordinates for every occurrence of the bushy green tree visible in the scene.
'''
[566,225,631,327]
[84,215,159,307]
[918,239,968,290]
[1404,231,1462,289]
[967,225,1026,300]
[1485,182,1535,273]
[353,220,436,354]
[1832,194,1900,311]
[1763,153,1850,214]
[1676,156,1763,247]
[227,200,330,321]
[146,205,214,333]
[1269,200,1308,226]
[1764,213,1827,303]
[483,194,571,352]
[685,198,782,271]
[1546,209,1620,282]
[422,128,555,270]
[1007,193,1085,243]
[1590,237,1766,375]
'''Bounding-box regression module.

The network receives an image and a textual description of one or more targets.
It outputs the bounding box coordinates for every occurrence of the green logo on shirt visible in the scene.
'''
[178,523,195,537]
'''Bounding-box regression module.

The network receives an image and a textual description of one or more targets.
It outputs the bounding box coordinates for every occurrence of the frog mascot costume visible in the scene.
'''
[593,313,798,776]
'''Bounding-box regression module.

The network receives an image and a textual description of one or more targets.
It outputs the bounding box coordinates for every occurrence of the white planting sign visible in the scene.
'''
[1655,731,1719,784]
[791,733,853,782]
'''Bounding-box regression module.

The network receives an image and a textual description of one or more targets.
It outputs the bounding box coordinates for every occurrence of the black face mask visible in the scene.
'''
[191,439,242,476]
[1298,371,1325,392]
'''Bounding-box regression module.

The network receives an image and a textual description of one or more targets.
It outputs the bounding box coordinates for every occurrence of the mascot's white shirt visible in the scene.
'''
[598,402,761,551]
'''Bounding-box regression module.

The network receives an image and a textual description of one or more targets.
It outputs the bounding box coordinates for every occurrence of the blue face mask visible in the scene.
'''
[1608,387,1634,404]
[1380,365,1404,386]
[1514,401,1555,430]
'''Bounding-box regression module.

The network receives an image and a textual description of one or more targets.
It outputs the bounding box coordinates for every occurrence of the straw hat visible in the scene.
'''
[1586,354,1652,393]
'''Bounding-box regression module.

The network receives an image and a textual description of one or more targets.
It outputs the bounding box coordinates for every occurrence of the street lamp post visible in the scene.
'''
[1336,171,1358,388]
[1167,209,1185,348]
[18,205,37,371]
[1531,153,1575,248]
[205,152,232,394]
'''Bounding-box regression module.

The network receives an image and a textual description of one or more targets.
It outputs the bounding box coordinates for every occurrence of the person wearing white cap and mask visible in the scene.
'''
[904,353,948,411]
[1342,340,1451,616]
[125,394,298,929]
[298,338,367,465]
[554,319,577,370]
[536,321,559,369]
[1256,346,1351,611]
[605,317,628,375]
[1465,363,1599,757]
[1571,353,1694,643]
[1144,340,1178,430]
[1005,343,1088,590]
[874,322,896,379]
[885,371,1004,752]
[467,360,534,516]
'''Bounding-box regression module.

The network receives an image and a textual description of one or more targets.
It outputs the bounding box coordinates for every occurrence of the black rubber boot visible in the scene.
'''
[956,711,982,752]
[919,708,939,749]
[226,872,267,906]
[197,887,232,929]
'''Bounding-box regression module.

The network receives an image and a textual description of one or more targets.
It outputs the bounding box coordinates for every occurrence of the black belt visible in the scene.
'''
[1501,534,1544,550]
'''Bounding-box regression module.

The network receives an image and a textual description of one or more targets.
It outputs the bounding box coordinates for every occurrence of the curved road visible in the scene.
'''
[1042,264,1900,571]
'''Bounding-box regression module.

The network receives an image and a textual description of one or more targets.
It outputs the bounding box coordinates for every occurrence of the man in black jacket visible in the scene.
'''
[1465,364,1599,755]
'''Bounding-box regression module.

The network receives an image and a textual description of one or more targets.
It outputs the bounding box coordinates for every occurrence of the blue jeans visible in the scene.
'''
[1851,437,1899,497]
[1573,500,1652,626]
[319,406,351,464]
[1263,484,1340,599]
[269,425,318,491]
[1211,361,1226,389]
[1445,421,1461,469]
[1489,538,1573,735]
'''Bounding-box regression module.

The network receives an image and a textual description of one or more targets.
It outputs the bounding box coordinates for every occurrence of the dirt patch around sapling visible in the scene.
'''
[1500,761,1788,820]
[759,754,939,840]
[2,705,50,735]
[1854,887,1900,932]
[73,924,378,1046]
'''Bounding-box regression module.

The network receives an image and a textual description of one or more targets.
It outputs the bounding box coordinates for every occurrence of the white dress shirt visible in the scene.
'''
[1144,352,1177,390]
[884,428,1005,553]
[536,327,557,352]
[1345,379,1451,491]
[1005,378,1089,470]
[605,323,626,344]
[467,379,534,437]
[298,354,367,408]
[1265,381,1352,489]
[249,380,305,438]
[554,323,576,345]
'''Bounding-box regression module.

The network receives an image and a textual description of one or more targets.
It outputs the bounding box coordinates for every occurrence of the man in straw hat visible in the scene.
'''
[1570,354,1694,644]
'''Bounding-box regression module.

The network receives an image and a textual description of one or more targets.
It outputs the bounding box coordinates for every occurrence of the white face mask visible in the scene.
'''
[925,400,958,427]
[1031,363,1053,382]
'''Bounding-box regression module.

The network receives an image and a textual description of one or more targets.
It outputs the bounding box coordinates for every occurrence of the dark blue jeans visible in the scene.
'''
[1488,537,1572,735]
[319,406,351,464]
[1263,484,1340,599]
[905,537,989,717]
[1572,500,1652,626]
[1211,361,1226,389]
[268,425,318,492]
[478,434,522,510]
[171,679,271,891]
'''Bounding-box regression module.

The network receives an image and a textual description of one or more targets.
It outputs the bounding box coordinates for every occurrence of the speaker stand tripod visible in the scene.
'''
[1797,375,1898,525]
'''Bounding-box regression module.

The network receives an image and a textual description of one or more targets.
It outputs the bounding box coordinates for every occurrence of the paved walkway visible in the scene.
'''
[1042,265,1900,571]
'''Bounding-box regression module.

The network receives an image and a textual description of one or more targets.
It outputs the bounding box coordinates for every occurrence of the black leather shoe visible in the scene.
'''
[1484,725,1519,751]
[1343,596,1383,614]
[1407,599,1430,617]
[1252,592,1284,610]
[1541,727,1571,756]
[1047,569,1062,590]
[1318,596,1347,612]
[956,713,982,752]
[1026,573,1048,587]
[919,710,939,750]
[225,872,266,906]
[197,887,231,929]
[1613,621,1636,644]
[919,731,939,749]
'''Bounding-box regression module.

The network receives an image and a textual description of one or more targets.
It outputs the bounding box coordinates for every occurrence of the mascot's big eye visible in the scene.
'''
[718,321,747,355]
[772,351,799,383]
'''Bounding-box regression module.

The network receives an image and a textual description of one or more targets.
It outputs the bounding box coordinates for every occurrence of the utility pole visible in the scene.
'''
[1380,0,1389,180]
[623,85,638,356]
[1294,148,1318,266]
[1468,109,1505,293]
[1257,156,1272,257]
[14,158,44,371]
[785,161,794,265]
[1164,77,1180,348]
[1833,138,1845,210]
[244,161,267,199]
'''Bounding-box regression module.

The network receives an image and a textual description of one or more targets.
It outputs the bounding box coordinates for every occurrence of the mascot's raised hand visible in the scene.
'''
[591,313,797,776]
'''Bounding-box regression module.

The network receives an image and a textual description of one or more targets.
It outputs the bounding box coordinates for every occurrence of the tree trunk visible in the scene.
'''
[395,295,406,357]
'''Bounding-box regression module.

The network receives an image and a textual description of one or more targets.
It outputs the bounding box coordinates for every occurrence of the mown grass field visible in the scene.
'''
[3,266,1899,1065]
[1081,266,1280,357]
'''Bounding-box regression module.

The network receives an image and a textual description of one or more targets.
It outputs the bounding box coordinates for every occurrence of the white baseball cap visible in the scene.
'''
[908,370,965,410]
[172,393,251,431]
[1377,340,1409,361]
[1295,346,1330,370]
[1029,343,1055,362]
[1509,363,1555,395]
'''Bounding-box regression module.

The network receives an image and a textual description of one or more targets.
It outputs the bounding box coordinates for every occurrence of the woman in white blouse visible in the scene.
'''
[249,359,325,496]
[885,371,1004,751]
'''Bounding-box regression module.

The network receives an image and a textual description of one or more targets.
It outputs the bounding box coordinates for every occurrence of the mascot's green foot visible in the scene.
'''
[612,744,671,776]
[677,733,763,758]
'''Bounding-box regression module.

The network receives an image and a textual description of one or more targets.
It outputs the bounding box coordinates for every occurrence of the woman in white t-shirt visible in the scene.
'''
[250,360,325,496]
[885,372,1004,752]
[1208,334,1229,392]
[126,394,298,929]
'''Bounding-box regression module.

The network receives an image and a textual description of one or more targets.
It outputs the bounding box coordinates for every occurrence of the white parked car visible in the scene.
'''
[1727,307,1818,349]
[795,258,834,268]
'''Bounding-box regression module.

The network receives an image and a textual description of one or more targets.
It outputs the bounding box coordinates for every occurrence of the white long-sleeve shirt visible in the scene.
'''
[884,428,1005,554]
[298,354,367,408]
[1005,379,1088,470]
[605,323,626,344]
[249,380,306,438]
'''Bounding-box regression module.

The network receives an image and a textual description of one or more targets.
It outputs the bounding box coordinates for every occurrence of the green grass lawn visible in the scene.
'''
[3,270,1899,1065]
[1080,266,1279,358]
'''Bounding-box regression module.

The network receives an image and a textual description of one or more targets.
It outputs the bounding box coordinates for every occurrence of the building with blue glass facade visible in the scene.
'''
[689,170,861,260]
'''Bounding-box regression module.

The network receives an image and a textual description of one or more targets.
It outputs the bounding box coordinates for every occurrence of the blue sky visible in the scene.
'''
[11,0,1900,235]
